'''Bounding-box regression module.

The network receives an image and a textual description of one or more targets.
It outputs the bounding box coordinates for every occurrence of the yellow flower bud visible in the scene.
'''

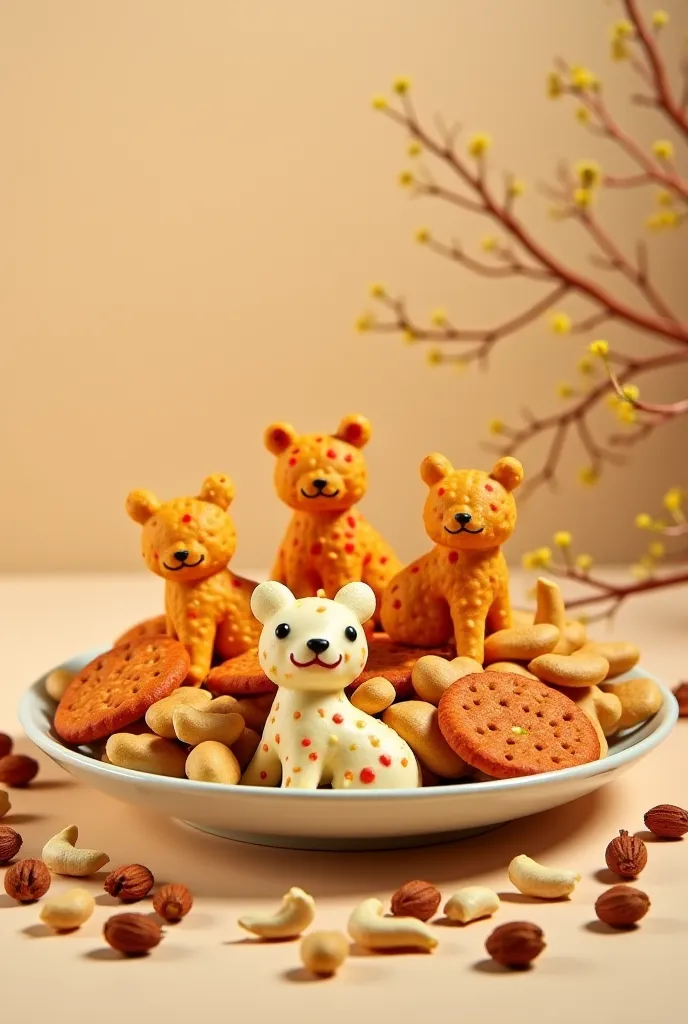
[430,308,447,326]
[407,141,422,157]
[611,38,629,61]
[554,531,572,548]
[371,95,388,110]
[651,10,669,29]
[369,283,385,298]
[556,382,575,400]
[575,553,593,572]
[426,348,443,366]
[573,187,593,208]
[578,356,596,376]
[649,541,665,559]
[467,133,491,158]
[488,418,505,436]
[570,66,599,92]
[355,313,373,333]
[588,339,609,358]
[522,552,537,571]
[481,235,497,252]
[652,139,674,160]
[635,513,652,530]
[535,547,552,567]
[621,384,640,402]
[611,19,634,39]
[398,170,414,188]
[402,329,417,345]
[578,466,599,486]
[575,106,590,123]
[415,227,430,244]
[663,487,683,512]
[508,179,525,198]
[550,312,572,334]
[615,402,637,425]
[393,77,411,95]
[547,72,563,99]
[656,189,673,207]
[575,159,602,188]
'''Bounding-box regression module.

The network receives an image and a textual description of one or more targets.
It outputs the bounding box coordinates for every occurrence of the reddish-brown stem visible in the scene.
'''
[623,0,688,137]
[548,564,688,611]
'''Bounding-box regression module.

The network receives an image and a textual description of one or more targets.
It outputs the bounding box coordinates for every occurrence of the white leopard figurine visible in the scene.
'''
[241,580,419,790]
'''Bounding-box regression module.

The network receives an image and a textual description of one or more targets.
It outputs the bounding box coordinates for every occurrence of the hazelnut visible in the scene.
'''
[153,883,193,922]
[0,754,39,788]
[605,829,647,879]
[390,880,442,922]
[595,885,650,928]
[672,682,688,718]
[644,803,688,839]
[485,921,546,969]
[0,733,13,758]
[103,913,163,956]
[4,858,52,902]
[104,864,155,902]
[0,825,23,864]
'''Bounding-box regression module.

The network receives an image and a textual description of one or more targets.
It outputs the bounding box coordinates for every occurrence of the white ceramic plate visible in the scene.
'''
[19,650,678,851]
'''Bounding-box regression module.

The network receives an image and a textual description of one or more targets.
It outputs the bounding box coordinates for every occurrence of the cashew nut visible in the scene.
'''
[145,688,213,739]
[0,790,10,818]
[444,886,500,924]
[207,695,239,713]
[383,700,466,778]
[484,623,560,663]
[508,854,581,899]
[529,651,609,688]
[185,741,241,784]
[577,640,640,679]
[105,733,188,777]
[45,668,75,702]
[42,825,110,877]
[238,886,316,939]
[601,677,663,731]
[347,898,438,952]
[172,705,244,747]
[411,656,482,706]
[300,930,349,975]
[39,888,95,931]
[350,677,396,715]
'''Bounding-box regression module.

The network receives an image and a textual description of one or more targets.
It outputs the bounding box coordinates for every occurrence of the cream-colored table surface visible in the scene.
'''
[0,572,685,1024]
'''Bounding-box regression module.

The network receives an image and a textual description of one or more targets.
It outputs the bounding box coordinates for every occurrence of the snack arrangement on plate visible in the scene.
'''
[45,413,663,790]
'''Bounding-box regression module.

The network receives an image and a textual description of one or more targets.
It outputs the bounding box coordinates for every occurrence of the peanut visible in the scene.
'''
[484,623,560,663]
[528,651,609,688]
[145,688,212,739]
[600,677,663,732]
[383,701,467,779]
[172,705,244,747]
[300,930,349,976]
[40,888,95,931]
[105,733,187,778]
[185,741,241,784]
[575,641,640,680]
[45,668,75,703]
[350,677,396,715]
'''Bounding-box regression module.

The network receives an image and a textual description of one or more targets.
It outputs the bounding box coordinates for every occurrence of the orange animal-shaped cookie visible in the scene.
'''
[126,474,260,685]
[265,414,401,614]
[381,455,523,664]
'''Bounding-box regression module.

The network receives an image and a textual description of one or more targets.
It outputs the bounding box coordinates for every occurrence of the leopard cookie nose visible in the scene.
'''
[454,512,472,525]
[173,549,190,562]
[312,479,328,491]
[306,638,330,655]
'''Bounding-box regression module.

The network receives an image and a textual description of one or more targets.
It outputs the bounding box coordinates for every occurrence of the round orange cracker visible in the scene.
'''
[205,634,455,698]
[437,671,600,779]
[54,637,190,745]
[114,615,168,647]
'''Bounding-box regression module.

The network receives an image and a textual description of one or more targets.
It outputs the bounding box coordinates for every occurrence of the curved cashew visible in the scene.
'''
[172,705,245,747]
[444,886,500,924]
[39,888,95,931]
[347,898,438,952]
[42,825,110,877]
[238,887,316,939]
[508,854,580,899]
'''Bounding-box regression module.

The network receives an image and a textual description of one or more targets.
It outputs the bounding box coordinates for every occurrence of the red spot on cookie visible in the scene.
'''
[333,713,344,724]
[311,543,322,556]
[391,584,399,593]
[288,457,297,466]
[393,599,402,610]
[181,514,192,523]
[363,553,372,566]
[187,610,197,619]
[308,752,318,762]
[438,487,445,496]
[153,552,159,560]
[379,754,392,767]
[301,738,311,747]
[332,531,340,540]
[490,503,498,512]
[262,743,269,752]
[345,543,355,554]
[275,734,281,744]
[360,767,376,784]
[293,710,301,720]
[232,578,243,587]
[380,556,388,565]
[485,483,494,492]
[291,448,300,455]
[315,436,324,442]
[293,538,299,547]
[326,448,336,459]
[345,532,354,539]
[344,454,353,463]
[401,758,409,767]
[411,565,420,574]
[260,771,267,780]
[448,551,459,564]
[344,770,354,780]
[347,516,356,529]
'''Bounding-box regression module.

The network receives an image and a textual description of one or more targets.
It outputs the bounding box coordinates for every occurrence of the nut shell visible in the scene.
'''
[644,803,688,839]
[4,858,51,902]
[605,829,647,879]
[0,825,23,863]
[103,913,163,956]
[153,883,193,922]
[485,921,545,968]
[390,880,441,922]
[0,754,39,787]
[595,885,650,928]
[104,864,155,902]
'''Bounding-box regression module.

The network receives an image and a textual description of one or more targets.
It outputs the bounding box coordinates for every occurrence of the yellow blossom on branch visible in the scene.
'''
[355,313,373,333]
[570,66,599,92]
[589,339,609,358]
[578,355,596,375]
[481,235,497,252]
[402,329,417,345]
[611,38,629,61]
[651,10,669,29]
[646,209,679,230]
[547,72,563,98]
[573,187,593,209]
[415,227,430,244]
[554,531,572,548]
[369,283,386,298]
[575,106,590,123]
[407,141,422,157]
[398,170,414,188]
[635,513,653,530]
[371,95,388,110]
[652,139,674,160]
[611,19,634,39]
[426,348,443,366]
[556,382,575,399]
[575,159,602,188]
[467,133,491,158]
[649,541,665,559]
[488,418,505,436]
[575,553,594,572]
[663,487,684,512]
[393,77,411,95]
[550,312,572,334]
[656,189,673,207]
[508,179,525,198]
[430,308,447,326]
[615,403,637,425]
[621,384,640,402]
[522,548,552,570]
[578,466,599,486]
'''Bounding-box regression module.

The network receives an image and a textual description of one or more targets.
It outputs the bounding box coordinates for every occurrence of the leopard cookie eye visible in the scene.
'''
[344,626,357,642]
[275,623,290,639]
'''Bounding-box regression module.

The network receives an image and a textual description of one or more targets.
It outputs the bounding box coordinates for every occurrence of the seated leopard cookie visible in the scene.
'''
[206,635,456,698]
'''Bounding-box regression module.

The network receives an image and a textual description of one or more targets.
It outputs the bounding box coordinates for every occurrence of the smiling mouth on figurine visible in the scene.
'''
[162,555,206,571]
[289,653,343,669]
[443,525,485,535]
[300,488,340,499]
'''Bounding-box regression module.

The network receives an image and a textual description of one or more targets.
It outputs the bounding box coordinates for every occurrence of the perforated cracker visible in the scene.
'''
[114,615,168,647]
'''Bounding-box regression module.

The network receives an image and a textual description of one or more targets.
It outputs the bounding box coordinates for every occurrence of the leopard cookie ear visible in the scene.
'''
[126,489,160,525]
[335,413,372,449]
[420,453,454,487]
[264,421,298,456]
[199,474,235,510]
[489,457,524,492]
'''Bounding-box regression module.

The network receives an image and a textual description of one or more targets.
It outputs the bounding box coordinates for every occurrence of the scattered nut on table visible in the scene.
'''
[643,803,688,839]
[485,921,545,968]
[300,930,349,976]
[40,888,95,931]
[0,754,39,787]
[508,854,581,899]
[104,863,155,902]
[347,897,438,952]
[595,885,650,928]
[42,825,110,877]
[443,886,500,924]
[153,883,193,922]
[4,858,52,902]
[0,825,22,863]
[390,880,441,921]
[238,887,316,939]
[605,830,647,879]
[103,912,163,956]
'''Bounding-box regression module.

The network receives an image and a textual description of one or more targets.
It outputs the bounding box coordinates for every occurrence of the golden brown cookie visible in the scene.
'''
[54,638,190,745]
[437,671,600,779]
[206,633,455,698]
[114,615,168,647]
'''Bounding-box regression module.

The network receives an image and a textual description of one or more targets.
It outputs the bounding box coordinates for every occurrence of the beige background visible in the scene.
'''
[2,0,687,574]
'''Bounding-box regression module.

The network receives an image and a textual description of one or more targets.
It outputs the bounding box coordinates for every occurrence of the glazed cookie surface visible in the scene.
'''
[54,637,190,745]
[437,671,600,779]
